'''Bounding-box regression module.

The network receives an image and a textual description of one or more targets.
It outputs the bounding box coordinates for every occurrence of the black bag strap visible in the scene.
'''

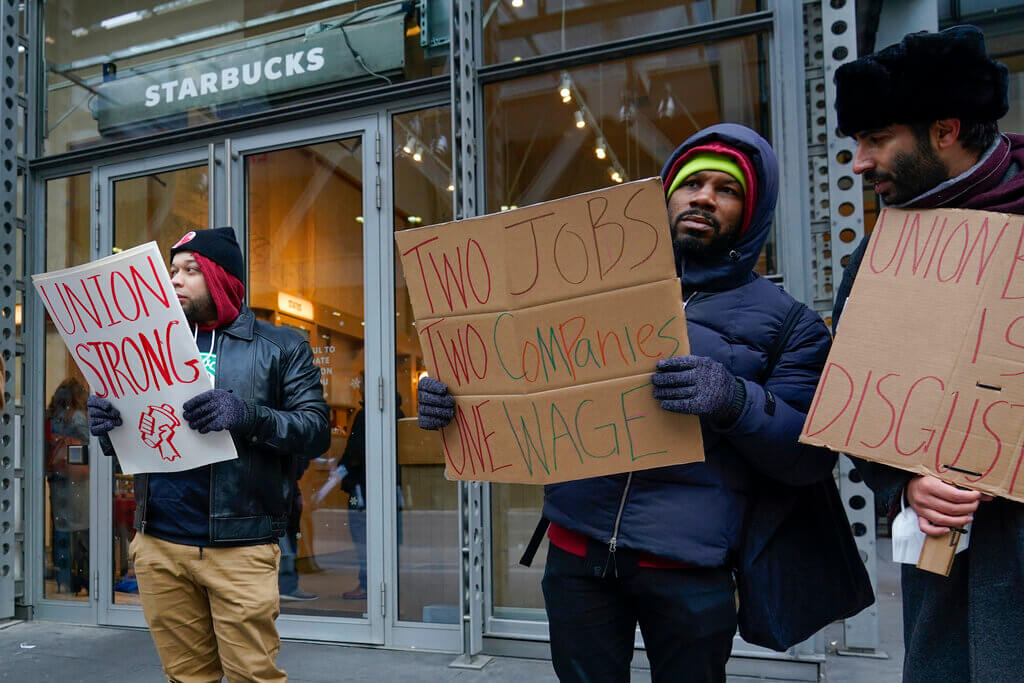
[519,517,550,567]
[758,301,804,385]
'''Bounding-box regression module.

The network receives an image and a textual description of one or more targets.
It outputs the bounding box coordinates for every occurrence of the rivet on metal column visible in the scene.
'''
[0,0,22,621]
[820,0,880,655]
[448,0,491,671]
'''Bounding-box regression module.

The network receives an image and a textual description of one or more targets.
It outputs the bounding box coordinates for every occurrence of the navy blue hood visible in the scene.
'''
[660,123,778,292]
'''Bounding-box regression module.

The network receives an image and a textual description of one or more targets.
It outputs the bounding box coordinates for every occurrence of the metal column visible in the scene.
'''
[0,0,25,620]
[449,0,491,670]
[816,0,880,653]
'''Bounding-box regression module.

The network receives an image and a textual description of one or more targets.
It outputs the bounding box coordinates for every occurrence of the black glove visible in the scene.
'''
[417,377,455,430]
[183,389,251,434]
[87,395,122,436]
[652,355,743,422]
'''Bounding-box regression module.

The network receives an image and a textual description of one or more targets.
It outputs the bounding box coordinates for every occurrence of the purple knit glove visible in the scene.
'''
[652,356,741,421]
[183,389,250,434]
[87,395,122,436]
[418,377,455,430]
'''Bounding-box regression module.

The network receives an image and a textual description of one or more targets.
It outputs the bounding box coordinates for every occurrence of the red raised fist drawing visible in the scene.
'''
[139,404,182,462]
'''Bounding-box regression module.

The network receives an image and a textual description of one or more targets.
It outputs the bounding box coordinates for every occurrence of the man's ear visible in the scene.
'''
[931,119,962,151]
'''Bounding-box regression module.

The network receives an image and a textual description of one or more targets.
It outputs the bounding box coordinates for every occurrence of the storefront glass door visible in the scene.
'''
[233,120,382,644]
[90,118,386,645]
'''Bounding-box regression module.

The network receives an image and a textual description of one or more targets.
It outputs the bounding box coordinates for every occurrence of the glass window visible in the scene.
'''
[484,33,772,619]
[110,163,209,605]
[392,106,459,624]
[44,1,449,156]
[483,0,762,65]
[43,173,92,602]
[247,138,366,616]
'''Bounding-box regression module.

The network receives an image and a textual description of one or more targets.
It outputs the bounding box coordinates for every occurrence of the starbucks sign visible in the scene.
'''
[95,15,405,134]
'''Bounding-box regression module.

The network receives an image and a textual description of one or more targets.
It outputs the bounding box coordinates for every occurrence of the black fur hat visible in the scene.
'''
[834,25,1008,137]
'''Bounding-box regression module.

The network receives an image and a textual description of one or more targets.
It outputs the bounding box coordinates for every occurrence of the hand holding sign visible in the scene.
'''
[183,389,248,434]
[652,356,739,421]
[417,377,455,430]
[87,395,122,436]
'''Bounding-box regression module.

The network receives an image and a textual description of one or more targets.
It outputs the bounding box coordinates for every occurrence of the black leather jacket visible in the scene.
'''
[105,307,330,545]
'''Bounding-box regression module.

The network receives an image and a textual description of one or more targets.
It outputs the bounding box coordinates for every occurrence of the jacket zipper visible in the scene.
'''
[603,472,633,578]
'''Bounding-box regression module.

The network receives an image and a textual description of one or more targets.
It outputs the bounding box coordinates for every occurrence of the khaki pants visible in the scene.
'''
[130,533,285,683]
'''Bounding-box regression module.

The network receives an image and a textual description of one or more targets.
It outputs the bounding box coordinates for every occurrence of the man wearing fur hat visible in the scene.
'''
[418,124,848,681]
[86,228,330,682]
[834,25,1024,683]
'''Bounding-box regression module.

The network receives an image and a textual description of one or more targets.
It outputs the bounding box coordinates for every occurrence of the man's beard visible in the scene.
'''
[671,209,737,262]
[182,293,217,324]
[864,134,949,206]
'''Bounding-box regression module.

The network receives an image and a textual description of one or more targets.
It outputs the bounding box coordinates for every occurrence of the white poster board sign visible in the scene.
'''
[33,242,238,474]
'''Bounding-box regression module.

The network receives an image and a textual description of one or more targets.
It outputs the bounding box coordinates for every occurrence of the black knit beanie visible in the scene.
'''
[834,25,1008,137]
[169,227,245,281]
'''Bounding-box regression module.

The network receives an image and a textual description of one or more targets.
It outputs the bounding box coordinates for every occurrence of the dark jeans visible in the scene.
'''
[542,544,736,683]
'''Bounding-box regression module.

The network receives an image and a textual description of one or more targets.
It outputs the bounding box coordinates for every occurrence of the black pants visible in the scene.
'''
[542,544,736,683]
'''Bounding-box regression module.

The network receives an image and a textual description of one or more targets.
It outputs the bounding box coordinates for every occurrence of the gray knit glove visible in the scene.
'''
[183,389,250,434]
[652,356,743,422]
[418,377,455,430]
[87,395,122,436]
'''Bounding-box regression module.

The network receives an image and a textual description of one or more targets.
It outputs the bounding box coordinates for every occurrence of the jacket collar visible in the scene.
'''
[219,305,255,341]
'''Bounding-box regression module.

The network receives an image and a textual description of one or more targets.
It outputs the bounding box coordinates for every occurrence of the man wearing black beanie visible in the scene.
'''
[86,227,330,682]
[833,25,1024,683]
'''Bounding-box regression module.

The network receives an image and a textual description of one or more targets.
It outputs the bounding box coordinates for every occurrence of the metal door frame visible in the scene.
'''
[93,146,216,629]
[225,114,385,645]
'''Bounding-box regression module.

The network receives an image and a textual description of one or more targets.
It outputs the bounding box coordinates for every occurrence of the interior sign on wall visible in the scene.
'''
[95,14,405,134]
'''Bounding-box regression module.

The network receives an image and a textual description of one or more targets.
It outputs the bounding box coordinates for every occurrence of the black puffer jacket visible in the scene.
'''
[106,307,330,545]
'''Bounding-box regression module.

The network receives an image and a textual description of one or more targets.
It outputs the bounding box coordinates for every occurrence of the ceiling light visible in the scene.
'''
[355,216,364,223]
[402,136,415,155]
[609,168,623,183]
[595,139,607,160]
[658,87,677,119]
[101,11,145,30]
[573,111,585,128]
[408,216,422,224]
[511,0,524,7]
[447,184,455,192]
[558,73,572,102]
[412,147,423,162]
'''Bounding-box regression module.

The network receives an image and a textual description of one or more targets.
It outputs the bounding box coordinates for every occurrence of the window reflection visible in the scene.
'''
[483,0,762,64]
[248,138,368,616]
[110,164,209,605]
[43,174,91,602]
[393,106,460,624]
[44,1,448,156]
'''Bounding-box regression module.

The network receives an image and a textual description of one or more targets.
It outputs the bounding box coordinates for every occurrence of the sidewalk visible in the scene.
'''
[0,541,905,682]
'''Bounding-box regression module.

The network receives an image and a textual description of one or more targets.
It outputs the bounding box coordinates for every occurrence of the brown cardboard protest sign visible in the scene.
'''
[396,178,704,484]
[801,208,1024,503]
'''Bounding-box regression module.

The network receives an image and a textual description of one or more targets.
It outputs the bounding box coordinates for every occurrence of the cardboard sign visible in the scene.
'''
[396,178,704,484]
[33,242,237,475]
[801,208,1024,503]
